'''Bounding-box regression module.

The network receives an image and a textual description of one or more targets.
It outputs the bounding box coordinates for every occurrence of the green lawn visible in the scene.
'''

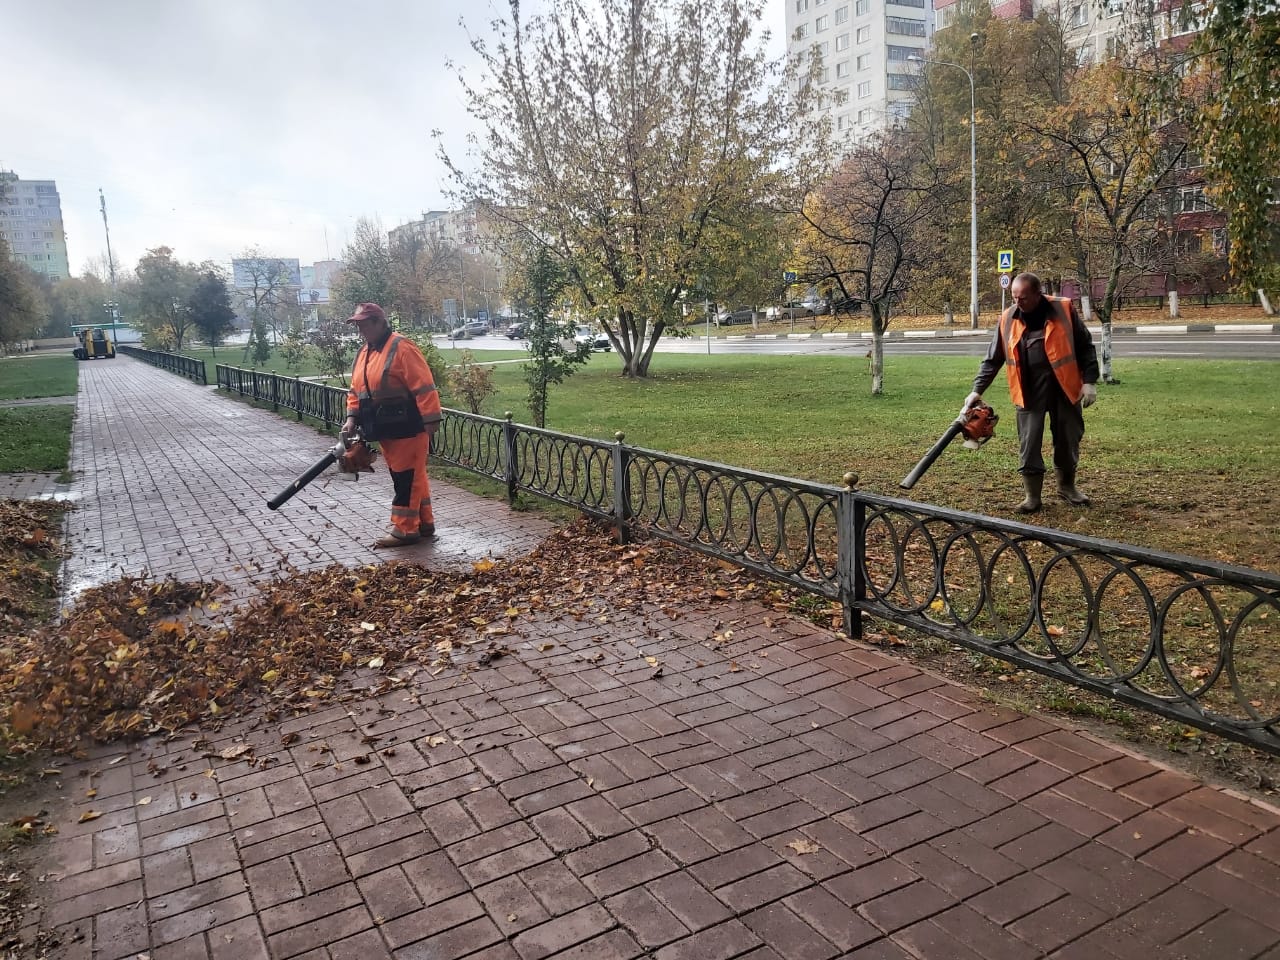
[0,354,78,400]
[183,342,530,381]
[0,405,74,472]
[460,354,1280,570]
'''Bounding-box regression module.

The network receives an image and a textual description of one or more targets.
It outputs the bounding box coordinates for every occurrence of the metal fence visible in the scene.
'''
[214,364,1280,755]
[118,346,207,385]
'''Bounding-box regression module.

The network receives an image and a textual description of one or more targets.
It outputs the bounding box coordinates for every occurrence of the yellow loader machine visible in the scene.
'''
[73,327,116,360]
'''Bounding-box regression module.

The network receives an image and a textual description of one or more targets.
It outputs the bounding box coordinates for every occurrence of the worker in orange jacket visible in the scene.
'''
[963,273,1099,514]
[342,303,443,548]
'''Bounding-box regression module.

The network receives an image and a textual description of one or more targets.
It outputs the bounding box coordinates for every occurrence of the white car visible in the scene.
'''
[573,326,612,351]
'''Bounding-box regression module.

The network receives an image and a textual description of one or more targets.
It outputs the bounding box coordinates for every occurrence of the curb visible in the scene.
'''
[722,323,1280,340]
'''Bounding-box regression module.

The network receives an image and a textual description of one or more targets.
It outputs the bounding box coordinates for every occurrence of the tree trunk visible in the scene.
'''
[944,300,954,326]
[1098,247,1124,384]
[1168,289,1180,319]
[869,300,887,395]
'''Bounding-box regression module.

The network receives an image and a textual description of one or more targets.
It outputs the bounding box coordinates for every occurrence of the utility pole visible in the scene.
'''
[100,188,120,342]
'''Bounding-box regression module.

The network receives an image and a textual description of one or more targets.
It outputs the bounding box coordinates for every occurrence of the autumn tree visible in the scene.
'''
[233,247,300,349]
[1191,0,1280,296]
[798,128,943,394]
[0,237,43,350]
[187,267,237,358]
[444,0,825,378]
[133,247,199,350]
[46,274,109,338]
[508,245,590,427]
[1024,49,1194,381]
[332,217,395,322]
[387,230,460,328]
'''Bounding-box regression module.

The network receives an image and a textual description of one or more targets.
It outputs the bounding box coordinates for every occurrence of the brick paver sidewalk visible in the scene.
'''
[16,357,1280,959]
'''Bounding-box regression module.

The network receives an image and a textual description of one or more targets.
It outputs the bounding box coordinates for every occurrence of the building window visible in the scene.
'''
[835,4,849,22]
[891,0,927,7]
[857,53,871,69]
[1179,186,1211,212]
[836,61,850,77]
[856,25,871,42]
[817,40,830,56]
[796,0,809,11]
[816,14,829,30]
[857,80,872,97]
[795,22,809,38]
[855,0,869,13]
[1069,3,1088,26]
[886,44,921,60]
[836,32,850,49]
[837,114,846,130]
[886,16,926,36]
[857,108,870,124]
[1176,149,1202,170]
[1106,0,1125,14]
[886,72,917,90]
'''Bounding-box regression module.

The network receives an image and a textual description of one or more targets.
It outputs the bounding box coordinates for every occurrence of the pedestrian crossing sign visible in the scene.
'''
[997,250,1014,272]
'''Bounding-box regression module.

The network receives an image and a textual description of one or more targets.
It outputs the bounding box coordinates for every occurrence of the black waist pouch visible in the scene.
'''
[358,395,424,441]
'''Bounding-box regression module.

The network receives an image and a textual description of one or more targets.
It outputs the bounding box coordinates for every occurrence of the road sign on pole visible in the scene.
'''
[999,273,1011,289]
[783,271,797,283]
[997,249,1014,272]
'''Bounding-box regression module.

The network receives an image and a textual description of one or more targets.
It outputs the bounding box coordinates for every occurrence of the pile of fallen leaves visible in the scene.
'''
[0,501,66,632]
[0,518,767,753]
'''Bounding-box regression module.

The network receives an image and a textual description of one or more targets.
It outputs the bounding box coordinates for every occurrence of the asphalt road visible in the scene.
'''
[460,329,1280,361]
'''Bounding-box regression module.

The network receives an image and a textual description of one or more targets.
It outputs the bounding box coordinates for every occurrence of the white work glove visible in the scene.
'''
[1080,384,1097,409]
[961,391,982,416]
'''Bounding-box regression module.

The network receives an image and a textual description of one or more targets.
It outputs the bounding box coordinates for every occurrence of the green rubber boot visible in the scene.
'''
[1015,473,1043,514]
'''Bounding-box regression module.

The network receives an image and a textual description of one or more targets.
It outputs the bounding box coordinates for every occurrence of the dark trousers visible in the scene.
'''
[1016,389,1085,476]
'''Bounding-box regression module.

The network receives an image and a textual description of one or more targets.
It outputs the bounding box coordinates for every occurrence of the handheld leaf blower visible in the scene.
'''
[267,430,378,510]
[899,401,999,490]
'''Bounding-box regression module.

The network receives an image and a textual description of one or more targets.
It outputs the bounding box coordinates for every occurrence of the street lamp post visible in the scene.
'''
[911,36,980,329]
[103,301,119,344]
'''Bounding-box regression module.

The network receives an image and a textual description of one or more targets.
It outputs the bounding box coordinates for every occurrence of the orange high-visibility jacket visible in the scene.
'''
[998,296,1086,407]
[346,332,442,437]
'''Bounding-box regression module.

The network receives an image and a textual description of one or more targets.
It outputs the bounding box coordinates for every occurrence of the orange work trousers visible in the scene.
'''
[380,432,434,537]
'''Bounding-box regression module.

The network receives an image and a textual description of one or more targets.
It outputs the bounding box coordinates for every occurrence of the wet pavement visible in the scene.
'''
[11,355,1280,960]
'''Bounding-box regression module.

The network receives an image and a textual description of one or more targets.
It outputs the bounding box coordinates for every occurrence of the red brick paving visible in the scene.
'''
[15,356,1280,959]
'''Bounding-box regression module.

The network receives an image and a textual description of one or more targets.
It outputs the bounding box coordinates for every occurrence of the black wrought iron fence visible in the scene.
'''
[215,365,1280,755]
[118,346,207,385]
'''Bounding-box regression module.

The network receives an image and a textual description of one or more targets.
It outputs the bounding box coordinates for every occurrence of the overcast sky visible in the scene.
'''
[4,1,786,277]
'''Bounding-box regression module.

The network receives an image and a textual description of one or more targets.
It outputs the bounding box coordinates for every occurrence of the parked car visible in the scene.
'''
[802,297,830,315]
[506,321,528,339]
[448,320,490,339]
[715,307,758,326]
[830,296,863,315]
[573,325,612,351]
[765,301,814,321]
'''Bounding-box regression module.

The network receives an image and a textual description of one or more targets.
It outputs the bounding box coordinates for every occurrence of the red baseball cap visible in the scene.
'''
[347,302,386,323]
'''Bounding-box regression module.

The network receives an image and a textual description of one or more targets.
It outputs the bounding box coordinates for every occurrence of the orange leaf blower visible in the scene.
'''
[899,401,999,490]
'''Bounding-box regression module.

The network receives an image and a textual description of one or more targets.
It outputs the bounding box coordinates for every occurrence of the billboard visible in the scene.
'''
[232,257,302,289]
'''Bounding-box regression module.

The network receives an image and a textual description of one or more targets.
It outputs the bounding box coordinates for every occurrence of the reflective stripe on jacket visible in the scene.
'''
[346,332,443,433]
[999,296,1085,407]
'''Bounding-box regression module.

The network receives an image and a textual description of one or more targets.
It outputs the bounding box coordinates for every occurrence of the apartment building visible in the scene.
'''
[0,171,71,282]
[784,0,934,140]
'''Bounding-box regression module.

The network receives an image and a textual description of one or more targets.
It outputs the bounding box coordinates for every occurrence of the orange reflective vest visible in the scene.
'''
[346,332,442,440]
[999,296,1086,407]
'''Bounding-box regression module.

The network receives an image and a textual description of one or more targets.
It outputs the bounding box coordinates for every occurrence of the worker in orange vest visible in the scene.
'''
[962,273,1099,514]
[342,303,443,548]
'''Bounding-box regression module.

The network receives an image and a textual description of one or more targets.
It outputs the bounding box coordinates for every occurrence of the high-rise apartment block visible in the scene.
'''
[785,0,934,140]
[0,171,71,282]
